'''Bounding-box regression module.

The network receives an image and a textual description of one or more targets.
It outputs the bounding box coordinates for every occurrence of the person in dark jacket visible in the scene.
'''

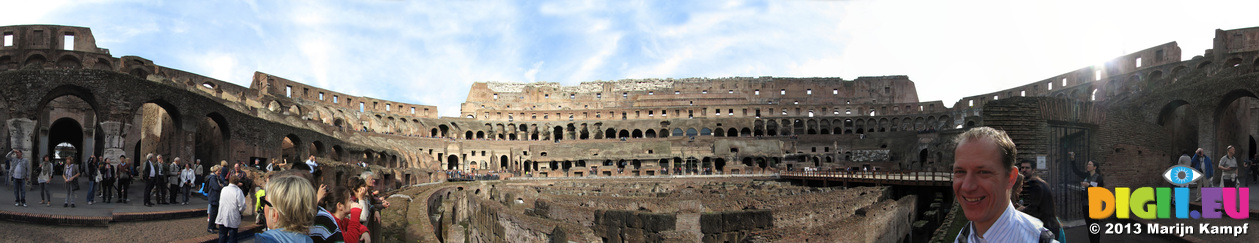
[205,164,225,234]
[1018,160,1062,242]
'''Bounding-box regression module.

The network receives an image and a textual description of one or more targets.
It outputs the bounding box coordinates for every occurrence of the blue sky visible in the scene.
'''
[3,0,1257,117]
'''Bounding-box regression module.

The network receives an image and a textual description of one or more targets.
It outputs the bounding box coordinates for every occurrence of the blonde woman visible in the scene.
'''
[255,175,316,243]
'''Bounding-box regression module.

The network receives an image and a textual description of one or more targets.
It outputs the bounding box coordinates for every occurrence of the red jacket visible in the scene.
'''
[337,208,369,242]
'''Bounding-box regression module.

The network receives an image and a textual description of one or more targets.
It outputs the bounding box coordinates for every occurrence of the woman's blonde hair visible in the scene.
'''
[266,175,316,233]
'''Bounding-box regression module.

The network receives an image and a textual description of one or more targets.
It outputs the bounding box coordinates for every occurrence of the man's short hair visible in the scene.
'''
[954,126,1018,174]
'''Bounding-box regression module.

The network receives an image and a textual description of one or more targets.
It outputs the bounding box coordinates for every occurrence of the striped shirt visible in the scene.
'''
[955,203,1048,243]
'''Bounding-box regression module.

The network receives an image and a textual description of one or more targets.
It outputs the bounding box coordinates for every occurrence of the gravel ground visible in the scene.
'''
[0,217,259,243]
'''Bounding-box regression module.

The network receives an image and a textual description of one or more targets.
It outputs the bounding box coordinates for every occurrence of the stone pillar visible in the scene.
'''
[7,118,34,162]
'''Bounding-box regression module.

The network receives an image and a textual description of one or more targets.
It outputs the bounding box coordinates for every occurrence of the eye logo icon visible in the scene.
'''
[1162,165,1202,186]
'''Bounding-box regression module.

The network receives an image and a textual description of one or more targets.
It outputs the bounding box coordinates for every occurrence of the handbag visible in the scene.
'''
[95,173,103,183]
[71,178,80,191]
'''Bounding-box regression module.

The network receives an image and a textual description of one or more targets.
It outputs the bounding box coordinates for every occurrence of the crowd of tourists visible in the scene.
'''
[5,151,392,243]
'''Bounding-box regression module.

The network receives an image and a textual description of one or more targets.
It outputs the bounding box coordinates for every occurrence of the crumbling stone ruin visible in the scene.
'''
[5,24,1259,242]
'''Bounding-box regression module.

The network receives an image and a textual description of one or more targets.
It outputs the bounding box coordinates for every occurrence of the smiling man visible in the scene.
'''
[953,127,1054,243]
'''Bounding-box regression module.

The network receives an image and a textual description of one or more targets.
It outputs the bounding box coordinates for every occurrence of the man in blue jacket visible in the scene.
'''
[204,165,225,234]
[1190,148,1213,202]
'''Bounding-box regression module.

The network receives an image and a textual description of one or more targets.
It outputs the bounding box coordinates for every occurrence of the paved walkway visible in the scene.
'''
[0,178,233,226]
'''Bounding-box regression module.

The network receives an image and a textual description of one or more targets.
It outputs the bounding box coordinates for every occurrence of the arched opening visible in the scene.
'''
[553,126,563,142]
[671,128,683,137]
[714,158,726,173]
[447,155,460,170]
[130,101,181,163]
[310,141,326,157]
[332,145,344,162]
[47,118,84,162]
[714,128,725,137]
[279,134,304,164]
[741,128,752,136]
[465,131,473,139]
[476,131,484,139]
[500,155,509,170]
[632,129,643,138]
[918,149,929,168]
[645,129,656,138]
[1214,90,1259,158]
[619,129,630,139]
[195,113,230,172]
[605,128,616,139]
[727,128,738,137]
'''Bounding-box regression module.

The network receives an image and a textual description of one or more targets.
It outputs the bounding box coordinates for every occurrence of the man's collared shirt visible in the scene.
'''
[955,203,1047,243]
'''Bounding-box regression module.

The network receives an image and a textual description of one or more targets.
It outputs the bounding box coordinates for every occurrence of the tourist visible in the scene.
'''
[63,156,80,208]
[216,173,247,243]
[101,159,116,204]
[169,157,183,204]
[143,153,159,207]
[85,155,98,205]
[1190,148,1213,201]
[305,155,319,174]
[206,164,225,233]
[156,155,169,205]
[181,161,195,205]
[282,162,344,243]
[255,174,270,226]
[951,127,1052,242]
[117,155,132,203]
[255,175,317,243]
[38,155,52,206]
[195,159,205,185]
[1249,154,1259,186]
[1018,160,1062,243]
[1072,160,1105,243]
[332,186,369,243]
[9,149,28,207]
[1218,145,1239,187]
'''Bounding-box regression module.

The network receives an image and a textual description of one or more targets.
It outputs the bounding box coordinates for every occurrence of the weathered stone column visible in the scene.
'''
[97,121,130,165]
[7,118,34,163]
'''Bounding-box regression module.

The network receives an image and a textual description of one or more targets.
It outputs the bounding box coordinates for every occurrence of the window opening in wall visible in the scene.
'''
[869,110,875,116]
[318,92,324,100]
[833,89,838,94]
[386,104,391,111]
[993,95,998,100]
[754,90,760,95]
[285,86,293,97]
[1020,91,1026,96]
[1094,69,1101,81]
[1155,50,1165,62]
[846,100,851,104]
[807,89,812,95]
[648,111,654,117]
[702,90,708,94]
[885,87,890,93]
[2,32,11,46]
[1091,89,1097,101]
[1061,78,1067,87]
[359,102,365,112]
[728,109,734,116]
[623,92,628,98]
[919,105,924,111]
[596,93,601,98]
[1048,82,1053,90]
[1135,57,1142,67]
[63,33,74,50]
[728,90,734,93]
[662,110,667,116]
[808,111,814,117]
[793,101,798,105]
[545,94,550,98]
[688,110,694,119]
[845,109,851,115]
[648,91,654,95]
[833,110,839,115]
[782,110,787,115]
[689,101,693,105]
[411,107,416,114]
[968,100,974,107]
[675,91,680,95]
[493,94,498,99]
[780,89,786,95]
[571,94,575,99]
[715,110,720,115]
